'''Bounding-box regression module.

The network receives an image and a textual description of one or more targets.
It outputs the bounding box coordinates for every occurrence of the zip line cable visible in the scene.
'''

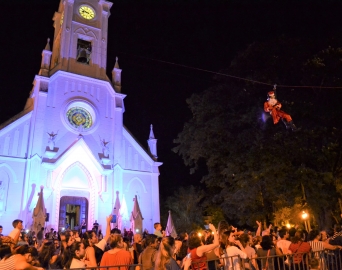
[117,51,342,89]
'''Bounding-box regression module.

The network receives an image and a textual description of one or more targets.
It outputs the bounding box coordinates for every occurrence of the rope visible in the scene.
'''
[117,52,342,90]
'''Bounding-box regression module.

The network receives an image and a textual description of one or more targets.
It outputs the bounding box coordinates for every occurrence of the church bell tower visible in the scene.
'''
[50,0,113,81]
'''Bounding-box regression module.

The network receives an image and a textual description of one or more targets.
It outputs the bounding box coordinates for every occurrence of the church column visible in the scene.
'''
[150,172,161,224]
[100,9,110,78]
[60,0,74,69]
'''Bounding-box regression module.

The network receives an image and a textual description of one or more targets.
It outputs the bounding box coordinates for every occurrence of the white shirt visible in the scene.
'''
[70,258,86,269]
[222,246,247,270]
[277,239,292,254]
[8,228,20,241]
[95,238,107,251]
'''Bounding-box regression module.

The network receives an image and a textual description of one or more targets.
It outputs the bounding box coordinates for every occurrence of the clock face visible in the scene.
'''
[66,107,93,129]
[79,5,95,20]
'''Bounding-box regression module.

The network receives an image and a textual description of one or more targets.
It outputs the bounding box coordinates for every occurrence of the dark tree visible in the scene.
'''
[173,38,342,227]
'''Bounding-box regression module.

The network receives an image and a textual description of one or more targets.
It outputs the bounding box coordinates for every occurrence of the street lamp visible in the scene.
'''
[301,211,309,231]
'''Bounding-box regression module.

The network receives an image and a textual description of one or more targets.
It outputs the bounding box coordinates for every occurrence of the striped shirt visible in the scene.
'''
[0,255,17,270]
[308,241,324,253]
[330,231,342,240]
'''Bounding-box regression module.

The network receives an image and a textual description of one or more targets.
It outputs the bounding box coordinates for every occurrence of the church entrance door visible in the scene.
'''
[59,196,88,231]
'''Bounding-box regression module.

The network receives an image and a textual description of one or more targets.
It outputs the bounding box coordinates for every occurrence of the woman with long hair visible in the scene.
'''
[82,230,100,267]
[154,236,192,270]
[100,233,133,270]
[256,235,282,270]
[239,233,257,270]
[63,241,86,269]
[220,228,248,270]
[188,223,219,270]
[217,220,230,254]
[83,215,112,267]
[60,232,77,267]
[38,241,60,269]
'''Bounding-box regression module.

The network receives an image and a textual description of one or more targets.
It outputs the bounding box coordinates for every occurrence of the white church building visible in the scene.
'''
[0,0,162,234]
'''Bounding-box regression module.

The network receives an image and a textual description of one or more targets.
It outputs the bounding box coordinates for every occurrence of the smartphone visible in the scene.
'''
[111,215,117,223]
[187,253,191,259]
[204,225,209,229]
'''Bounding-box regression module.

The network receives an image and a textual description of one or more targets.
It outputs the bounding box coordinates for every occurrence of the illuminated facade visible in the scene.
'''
[0,0,161,234]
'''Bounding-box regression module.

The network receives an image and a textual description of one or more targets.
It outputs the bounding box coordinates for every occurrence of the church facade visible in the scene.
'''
[0,0,161,234]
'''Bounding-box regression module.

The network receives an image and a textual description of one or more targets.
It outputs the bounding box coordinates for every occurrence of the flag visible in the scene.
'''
[165,210,177,238]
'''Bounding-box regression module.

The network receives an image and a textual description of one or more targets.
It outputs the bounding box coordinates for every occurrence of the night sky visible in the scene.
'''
[1,0,342,199]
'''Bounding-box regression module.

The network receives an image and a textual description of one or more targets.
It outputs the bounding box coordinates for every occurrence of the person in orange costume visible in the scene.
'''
[264,90,297,131]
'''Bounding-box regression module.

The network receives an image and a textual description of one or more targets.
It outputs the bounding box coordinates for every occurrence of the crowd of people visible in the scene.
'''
[1,217,342,270]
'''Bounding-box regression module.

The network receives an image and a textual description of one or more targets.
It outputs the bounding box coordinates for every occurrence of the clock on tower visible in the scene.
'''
[79,5,96,20]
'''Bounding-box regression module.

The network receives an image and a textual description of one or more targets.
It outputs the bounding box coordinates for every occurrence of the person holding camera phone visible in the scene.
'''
[188,223,219,270]
[219,227,248,270]
[83,215,112,267]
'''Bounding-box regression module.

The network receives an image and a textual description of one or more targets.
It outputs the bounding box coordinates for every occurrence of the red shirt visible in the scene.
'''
[100,249,133,270]
[289,242,311,264]
[189,248,207,270]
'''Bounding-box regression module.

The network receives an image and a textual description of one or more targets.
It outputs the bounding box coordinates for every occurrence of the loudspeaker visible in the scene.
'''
[45,213,49,222]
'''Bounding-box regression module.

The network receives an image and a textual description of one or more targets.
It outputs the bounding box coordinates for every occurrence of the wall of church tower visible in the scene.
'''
[50,0,112,81]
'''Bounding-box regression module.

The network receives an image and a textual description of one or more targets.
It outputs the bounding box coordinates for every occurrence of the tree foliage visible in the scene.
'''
[165,185,205,233]
[173,37,342,228]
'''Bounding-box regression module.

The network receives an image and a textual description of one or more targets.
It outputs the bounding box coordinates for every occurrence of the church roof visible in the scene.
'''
[123,125,159,163]
[0,110,31,131]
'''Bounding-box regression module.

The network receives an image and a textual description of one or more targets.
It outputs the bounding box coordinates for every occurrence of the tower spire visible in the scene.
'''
[149,124,155,139]
[38,38,52,77]
[130,195,143,233]
[112,57,122,92]
[44,38,51,51]
[114,56,120,69]
[147,124,158,160]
